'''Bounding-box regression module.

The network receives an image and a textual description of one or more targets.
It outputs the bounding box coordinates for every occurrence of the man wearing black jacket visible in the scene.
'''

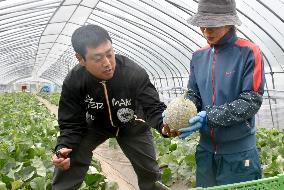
[51,24,173,190]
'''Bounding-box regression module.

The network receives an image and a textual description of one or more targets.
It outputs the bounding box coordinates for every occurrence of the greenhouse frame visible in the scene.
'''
[1,0,284,129]
[1,0,284,189]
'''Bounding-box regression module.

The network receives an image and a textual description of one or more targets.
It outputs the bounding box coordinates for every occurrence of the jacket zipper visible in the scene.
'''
[100,81,119,136]
[211,47,218,154]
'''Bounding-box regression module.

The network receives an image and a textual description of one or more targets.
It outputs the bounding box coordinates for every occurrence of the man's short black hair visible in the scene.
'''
[71,24,112,58]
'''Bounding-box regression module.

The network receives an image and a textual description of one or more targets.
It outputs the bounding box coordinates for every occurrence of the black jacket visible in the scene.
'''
[56,55,166,150]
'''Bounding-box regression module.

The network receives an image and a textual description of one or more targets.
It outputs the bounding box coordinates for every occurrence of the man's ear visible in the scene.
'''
[75,53,85,66]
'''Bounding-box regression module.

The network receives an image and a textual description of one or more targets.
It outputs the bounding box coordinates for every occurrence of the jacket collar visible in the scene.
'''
[210,29,237,50]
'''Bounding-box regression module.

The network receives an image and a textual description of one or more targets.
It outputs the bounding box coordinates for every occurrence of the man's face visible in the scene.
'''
[200,26,231,45]
[76,40,116,80]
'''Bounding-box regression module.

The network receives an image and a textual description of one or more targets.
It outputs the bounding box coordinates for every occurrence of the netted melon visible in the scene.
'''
[164,96,197,130]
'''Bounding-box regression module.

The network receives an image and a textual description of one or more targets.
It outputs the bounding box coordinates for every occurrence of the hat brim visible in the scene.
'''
[187,13,242,27]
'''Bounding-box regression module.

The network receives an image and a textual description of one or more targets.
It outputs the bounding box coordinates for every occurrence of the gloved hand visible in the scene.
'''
[178,111,207,139]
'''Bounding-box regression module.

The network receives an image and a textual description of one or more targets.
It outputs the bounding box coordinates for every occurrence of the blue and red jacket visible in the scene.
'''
[187,29,265,154]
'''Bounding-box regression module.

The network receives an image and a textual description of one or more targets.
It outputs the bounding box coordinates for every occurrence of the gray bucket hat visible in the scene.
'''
[188,0,242,27]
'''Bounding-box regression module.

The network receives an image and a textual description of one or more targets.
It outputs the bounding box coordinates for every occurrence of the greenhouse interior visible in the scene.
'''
[1,0,284,189]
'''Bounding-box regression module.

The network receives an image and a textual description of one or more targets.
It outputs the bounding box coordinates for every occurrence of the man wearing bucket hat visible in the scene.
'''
[177,0,266,187]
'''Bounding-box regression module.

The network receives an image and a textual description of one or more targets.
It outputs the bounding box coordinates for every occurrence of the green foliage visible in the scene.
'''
[3,93,283,189]
[256,127,284,177]
[153,127,284,188]
[108,138,118,149]
[37,93,61,106]
[153,129,198,187]
[0,93,118,190]
[0,181,7,190]
[0,93,57,189]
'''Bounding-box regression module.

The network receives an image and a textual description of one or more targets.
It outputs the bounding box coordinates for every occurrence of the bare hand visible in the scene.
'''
[52,148,72,170]
[162,123,179,137]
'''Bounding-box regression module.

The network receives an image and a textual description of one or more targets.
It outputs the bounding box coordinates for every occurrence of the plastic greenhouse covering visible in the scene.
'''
[1,0,284,130]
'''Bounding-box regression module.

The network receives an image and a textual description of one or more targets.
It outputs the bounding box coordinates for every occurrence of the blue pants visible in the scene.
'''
[195,145,262,188]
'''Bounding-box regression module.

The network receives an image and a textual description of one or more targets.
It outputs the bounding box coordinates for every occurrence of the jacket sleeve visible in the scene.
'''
[186,59,202,112]
[206,47,265,128]
[55,80,87,151]
[135,69,166,133]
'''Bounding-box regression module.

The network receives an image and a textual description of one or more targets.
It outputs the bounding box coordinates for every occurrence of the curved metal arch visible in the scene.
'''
[1,37,39,50]
[41,66,65,78]
[237,29,275,88]
[0,47,37,63]
[6,75,34,85]
[0,12,52,29]
[1,72,33,85]
[234,0,284,73]
[90,14,186,76]
[41,39,162,85]
[41,34,172,86]
[104,0,201,52]
[60,49,78,68]
[40,54,74,81]
[113,37,187,88]
[108,26,171,79]
[180,1,283,63]
[113,35,165,78]
[0,16,51,32]
[0,0,284,91]
[166,0,281,90]
[115,51,156,81]
[2,64,33,77]
[92,19,183,88]
[138,0,203,48]
[1,5,58,21]
[40,74,63,85]
[0,55,36,72]
[0,0,61,16]
[0,8,54,26]
[114,43,158,80]
[1,45,37,61]
[0,47,36,59]
[41,72,65,84]
[32,0,98,77]
[0,58,35,72]
[90,13,188,78]
[237,9,284,71]
[168,0,281,72]
[2,41,38,52]
[89,16,187,87]
[0,26,44,43]
[97,0,194,65]
[9,76,58,86]
[256,0,284,23]
[164,0,196,15]
[38,36,77,76]
[93,11,191,78]
[254,1,284,40]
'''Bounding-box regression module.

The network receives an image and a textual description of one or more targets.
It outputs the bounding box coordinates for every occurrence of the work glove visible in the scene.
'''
[178,111,207,139]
